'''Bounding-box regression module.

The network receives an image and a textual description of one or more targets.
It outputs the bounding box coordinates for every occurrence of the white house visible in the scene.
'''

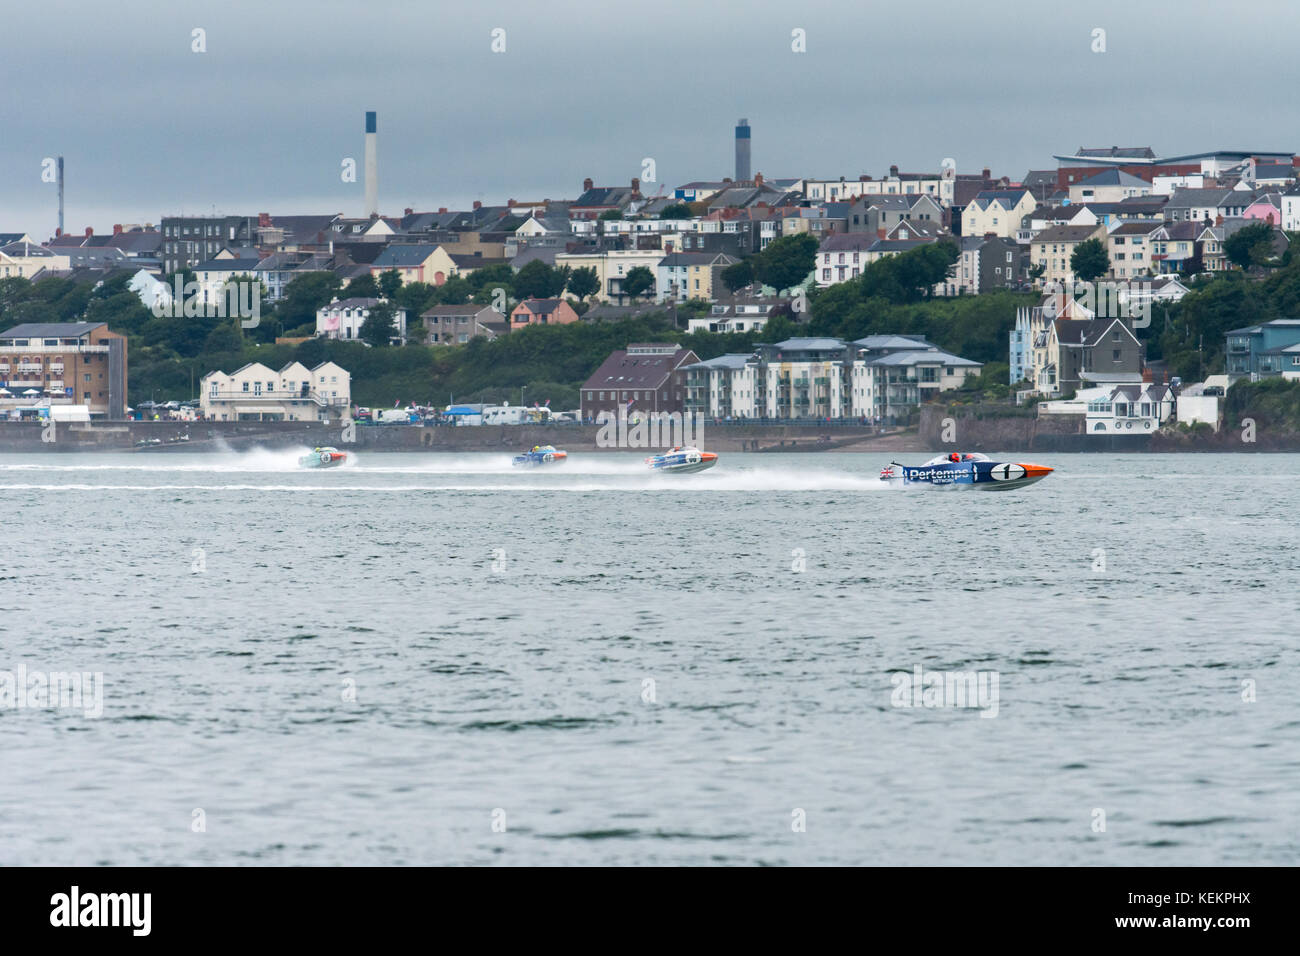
[315,297,408,344]
[200,360,351,422]
[1085,383,1174,435]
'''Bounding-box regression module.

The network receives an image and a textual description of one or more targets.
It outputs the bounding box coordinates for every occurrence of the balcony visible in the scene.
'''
[205,389,347,407]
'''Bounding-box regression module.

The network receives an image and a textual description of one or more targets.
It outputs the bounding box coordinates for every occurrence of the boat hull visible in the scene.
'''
[299,449,347,469]
[645,449,718,474]
[883,460,1052,490]
[512,450,568,467]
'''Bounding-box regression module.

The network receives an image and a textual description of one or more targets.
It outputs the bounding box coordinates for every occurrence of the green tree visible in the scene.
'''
[598,209,623,222]
[512,259,566,299]
[377,268,403,298]
[1224,222,1277,271]
[660,203,693,220]
[434,275,471,305]
[720,259,754,294]
[343,273,379,298]
[565,266,600,302]
[1070,238,1110,283]
[623,266,655,303]
[753,233,817,293]
[359,302,398,346]
[276,271,342,333]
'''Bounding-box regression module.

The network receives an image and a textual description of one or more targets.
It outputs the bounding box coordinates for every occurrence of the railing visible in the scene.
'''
[0,345,109,354]
[204,390,348,407]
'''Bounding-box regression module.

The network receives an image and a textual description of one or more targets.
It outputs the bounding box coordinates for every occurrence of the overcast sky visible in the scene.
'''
[1,0,1294,237]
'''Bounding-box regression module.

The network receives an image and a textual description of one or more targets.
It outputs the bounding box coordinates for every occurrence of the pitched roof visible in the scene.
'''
[1032,224,1103,243]
[371,244,439,267]
[0,322,107,338]
[1074,169,1150,187]
[582,345,697,389]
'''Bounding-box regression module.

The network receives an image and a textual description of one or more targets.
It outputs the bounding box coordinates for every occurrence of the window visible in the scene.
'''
[1112,349,1121,361]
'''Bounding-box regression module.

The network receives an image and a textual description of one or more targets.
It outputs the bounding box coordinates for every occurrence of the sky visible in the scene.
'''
[2,0,1295,237]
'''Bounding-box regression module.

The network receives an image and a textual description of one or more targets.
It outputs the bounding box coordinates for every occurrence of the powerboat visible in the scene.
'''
[879,452,1052,490]
[512,444,568,467]
[644,446,718,474]
[299,446,348,469]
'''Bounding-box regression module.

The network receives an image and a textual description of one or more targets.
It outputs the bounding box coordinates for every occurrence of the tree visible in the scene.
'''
[660,203,693,220]
[343,274,379,298]
[359,302,398,346]
[434,275,471,305]
[753,233,817,294]
[512,259,566,299]
[377,268,403,299]
[721,259,755,294]
[1070,239,1110,283]
[598,209,623,222]
[276,271,342,333]
[566,266,600,302]
[623,266,654,303]
[1224,222,1277,271]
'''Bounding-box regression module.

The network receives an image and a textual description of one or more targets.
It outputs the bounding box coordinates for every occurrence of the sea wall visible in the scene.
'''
[0,420,928,454]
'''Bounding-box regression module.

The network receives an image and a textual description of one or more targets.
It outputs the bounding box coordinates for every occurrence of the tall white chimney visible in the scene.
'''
[364,111,378,217]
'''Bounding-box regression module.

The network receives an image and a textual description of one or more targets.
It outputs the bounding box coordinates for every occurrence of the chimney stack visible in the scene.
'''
[890,164,899,177]
[631,178,640,197]
[754,172,764,187]
[583,177,594,192]
[404,207,413,216]
[735,118,751,182]
[982,167,991,180]
[507,199,516,207]
[473,200,482,210]
[438,207,447,214]
[258,212,271,227]
[113,224,123,235]
[364,111,378,217]
[84,226,93,237]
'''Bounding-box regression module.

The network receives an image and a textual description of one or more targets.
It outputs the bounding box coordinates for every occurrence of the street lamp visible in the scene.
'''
[521,385,527,407]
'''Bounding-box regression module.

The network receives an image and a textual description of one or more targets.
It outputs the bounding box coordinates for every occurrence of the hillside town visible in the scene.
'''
[4,121,1300,439]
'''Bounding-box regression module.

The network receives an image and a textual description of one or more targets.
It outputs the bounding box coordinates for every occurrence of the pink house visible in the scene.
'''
[1242,197,1282,226]
[509,298,580,328]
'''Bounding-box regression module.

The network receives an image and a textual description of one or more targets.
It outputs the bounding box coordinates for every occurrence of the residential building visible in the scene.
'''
[961,189,1037,238]
[0,241,70,279]
[160,215,256,274]
[509,298,581,329]
[200,361,350,422]
[315,297,408,344]
[847,194,945,236]
[686,297,782,334]
[1037,317,1145,397]
[940,235,1026,295]
[580,343,699,421]
[0,322,127,419]
[1030,223,1108,285]
[421,304,505,345]
[1067,169,1152,204]
[1085,383,1175,434]
[1107,221,1162,278]
[816,234,875,286]
[1224,318,1300,381]
[655,252,738,302]
[555,250,665,304]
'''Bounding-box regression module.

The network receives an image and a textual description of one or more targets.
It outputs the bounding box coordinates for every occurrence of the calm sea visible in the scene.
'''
[0,449,1296,865]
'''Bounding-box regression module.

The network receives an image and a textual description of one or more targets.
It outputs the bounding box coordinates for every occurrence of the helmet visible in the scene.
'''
[949,452,960,462]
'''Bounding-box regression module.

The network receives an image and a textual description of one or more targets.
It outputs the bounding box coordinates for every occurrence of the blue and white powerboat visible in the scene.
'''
[644,446,718,474]
[879,452,1052,490]
[512,444,568,467]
